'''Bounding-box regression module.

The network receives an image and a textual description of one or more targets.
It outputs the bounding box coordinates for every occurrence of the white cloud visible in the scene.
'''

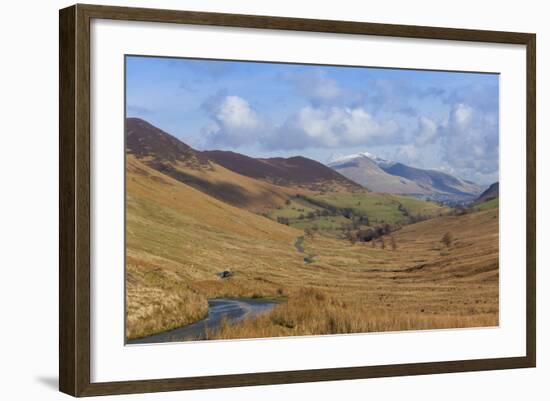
[415,116,438,145]
[395,144,419,164]
[202,92,401,151]
[198,94,498,184]
[202,95,262,147]
[452,103,474,127]
[265,106,400,150]
[439,102,499,177]
[390,103,498,183]
[215,95,259,130]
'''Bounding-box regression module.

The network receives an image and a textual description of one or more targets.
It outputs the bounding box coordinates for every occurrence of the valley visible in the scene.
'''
[125,118,499,342]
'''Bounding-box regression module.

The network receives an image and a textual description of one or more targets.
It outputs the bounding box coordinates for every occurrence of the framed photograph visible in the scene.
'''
[59,4,536,397]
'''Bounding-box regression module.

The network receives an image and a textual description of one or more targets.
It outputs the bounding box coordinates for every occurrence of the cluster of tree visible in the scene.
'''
[276,216,290,225]
[407,214,431,224]
[346,228,398,250]
[340,215,370,231]
[345,223,395,244]
[295,195,373,223]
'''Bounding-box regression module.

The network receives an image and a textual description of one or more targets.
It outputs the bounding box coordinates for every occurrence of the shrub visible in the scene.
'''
[441,232,453,247]
[276,216,290,225]
[356,228,375,242]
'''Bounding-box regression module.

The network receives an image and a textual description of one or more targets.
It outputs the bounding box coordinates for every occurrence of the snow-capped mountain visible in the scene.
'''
[328,152,484,202]
[329,152,394,169]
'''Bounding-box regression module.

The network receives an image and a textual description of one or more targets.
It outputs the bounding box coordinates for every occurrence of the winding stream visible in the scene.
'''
[127,298,279,344]
[294,235,315,264]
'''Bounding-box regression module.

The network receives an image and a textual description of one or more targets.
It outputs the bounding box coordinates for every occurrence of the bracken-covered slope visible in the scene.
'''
[126,117,208,167]
[126,118,300,212]
[203,151,362,191]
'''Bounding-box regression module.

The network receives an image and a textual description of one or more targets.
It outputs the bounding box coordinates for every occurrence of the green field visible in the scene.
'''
[267,198,321,220]
[265,191,449,234]
[290,215,351,230]
[312,192,448,224]
[474,197,499,211]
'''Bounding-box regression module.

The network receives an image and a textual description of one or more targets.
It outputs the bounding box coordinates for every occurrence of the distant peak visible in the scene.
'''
[328,151,394,168]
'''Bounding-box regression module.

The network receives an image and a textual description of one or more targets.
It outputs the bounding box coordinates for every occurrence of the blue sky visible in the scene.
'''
[126,56,499,184]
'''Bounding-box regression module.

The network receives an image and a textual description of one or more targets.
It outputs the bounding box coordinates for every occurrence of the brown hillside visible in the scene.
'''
[125,156,304,339]
[126,118,308,212]
[204,150,362,191]
[126,117,208,168]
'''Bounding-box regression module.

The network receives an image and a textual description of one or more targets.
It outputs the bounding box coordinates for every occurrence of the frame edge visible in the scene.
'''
[59,3,537,396]
[525,33,536,368]
[59,4,77,397]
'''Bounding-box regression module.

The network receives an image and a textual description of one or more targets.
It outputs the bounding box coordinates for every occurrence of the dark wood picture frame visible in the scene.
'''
[59,3,536,397]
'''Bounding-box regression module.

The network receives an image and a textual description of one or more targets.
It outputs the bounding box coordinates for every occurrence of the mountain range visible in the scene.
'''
[127,118,487,207]
[328,152,484,203]
[125,118,361,213]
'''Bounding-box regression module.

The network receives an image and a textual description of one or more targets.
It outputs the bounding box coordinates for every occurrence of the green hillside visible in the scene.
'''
[266,191,449,232]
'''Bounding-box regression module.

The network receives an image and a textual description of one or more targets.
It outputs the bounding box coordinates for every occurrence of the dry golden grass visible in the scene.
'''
[163,158,308,214]
[126,263,208,339]
[208,288,497,340]
[126,156,499,340]
[126,156,304,339]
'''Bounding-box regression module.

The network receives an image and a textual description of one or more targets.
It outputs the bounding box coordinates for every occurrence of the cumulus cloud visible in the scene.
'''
[202,93,263,147]
[386,101,498,183]
[202,90,401,151]
[264,106,400,150]
[439,102,499,177]
[197,78,498,184]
